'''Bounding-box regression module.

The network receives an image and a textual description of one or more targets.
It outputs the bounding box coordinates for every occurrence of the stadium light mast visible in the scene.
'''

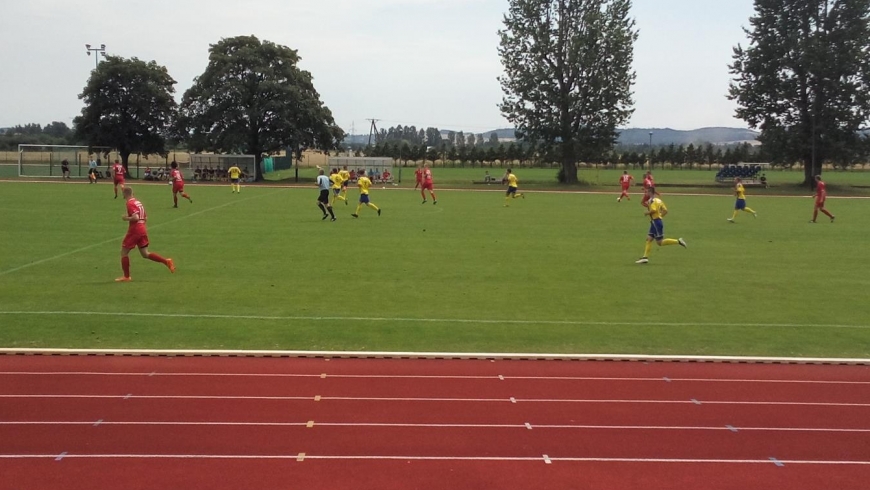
[85,44,106,71]
[648,131,653,148]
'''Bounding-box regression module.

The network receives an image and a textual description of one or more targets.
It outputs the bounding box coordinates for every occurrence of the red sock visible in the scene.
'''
[173,195,178,206]
[121,256,131,277]
[147,253,168,265]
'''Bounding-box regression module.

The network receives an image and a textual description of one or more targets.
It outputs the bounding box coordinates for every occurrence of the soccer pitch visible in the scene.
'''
[1,180,869,358]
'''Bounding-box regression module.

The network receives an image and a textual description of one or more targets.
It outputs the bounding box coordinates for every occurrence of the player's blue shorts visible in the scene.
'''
[359,194,370,204]
[648,219,664,240]
[231,178,240,184]
[333,188,341,195]
[506,186,517,195]
[735,199,746,210]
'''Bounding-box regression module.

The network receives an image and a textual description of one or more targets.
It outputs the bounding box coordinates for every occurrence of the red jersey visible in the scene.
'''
[415,168,423,183]
[620,174,633,187]
[422,168,433,184]
[815,181,827,200]
[126,197,147,231]
[643,176,654,189]
[170,169,183,183]
[112,163,125,179]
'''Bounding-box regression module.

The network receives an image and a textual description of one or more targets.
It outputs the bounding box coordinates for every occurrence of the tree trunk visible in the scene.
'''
[803,157,820,189]
[561,159,578,184]
[120,151,131,175]
[254,153,263,181]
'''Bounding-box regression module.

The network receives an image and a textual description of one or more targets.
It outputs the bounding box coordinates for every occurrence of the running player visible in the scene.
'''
[352,169,381,218]
[414,165,423,190]
[504,169,524,206]
[727,177,756,222]
[635,187,687,264]
[111,159,126,198]
[617,171,634,202]
[338,166,351,203]
[421,163,437,204]
[641,171,655,207]
[316,169,336,221]
[227,163,242,193]
[329,168,345,206]
[810,175,835,223]
[169,162,192,208]
[116,187,175,282]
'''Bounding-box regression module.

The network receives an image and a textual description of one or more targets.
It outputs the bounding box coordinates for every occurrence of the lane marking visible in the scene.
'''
[149,372,156,377]
[3,394,870,407]
[1,454,868,465]
[123,393,132,400]
[691,399,702,405]
[54,452,67,461]
[726,425,738,433]
[0,192,275,277]
[543,454,552,464]
[770,457,785,467]
[663,377,671,383]
[2,371,868,385]
[1,311,868,330]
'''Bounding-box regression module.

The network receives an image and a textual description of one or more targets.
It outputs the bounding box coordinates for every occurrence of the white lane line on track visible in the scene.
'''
[1,454,869,464]
[3,421,870,433]
[2,394,869,407]
[3,371,868,385]
[0,192,277,277]
[1,310,868,330]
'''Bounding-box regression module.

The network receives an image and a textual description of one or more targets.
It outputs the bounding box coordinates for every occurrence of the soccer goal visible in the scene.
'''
[327,156,394,183]
[18,144,116,178]
[188,154,257,182]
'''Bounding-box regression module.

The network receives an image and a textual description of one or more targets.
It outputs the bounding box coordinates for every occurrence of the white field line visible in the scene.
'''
[3,420,870,433]
[0,191,277,277]
[0,453,869,465]
[1,371,868,386]
[0,310,868,331]
[2,393,869,407]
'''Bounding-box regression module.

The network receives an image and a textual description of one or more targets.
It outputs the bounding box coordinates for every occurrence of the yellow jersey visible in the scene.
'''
[330,173,343,189]
[648,197,667,220]
[735,183,746,200]
[228,166,242,179]
[507,174,518,188]
[358,176,372,195]
[339,170,350,184]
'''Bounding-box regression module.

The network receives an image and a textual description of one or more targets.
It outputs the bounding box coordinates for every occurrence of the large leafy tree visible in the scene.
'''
[178,36,344,180]
[74,56,176,169]
[729,0,870,186]
[498,0,638,184]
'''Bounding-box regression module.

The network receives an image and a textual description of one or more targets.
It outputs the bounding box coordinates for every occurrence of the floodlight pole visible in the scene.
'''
[85,43,107,71]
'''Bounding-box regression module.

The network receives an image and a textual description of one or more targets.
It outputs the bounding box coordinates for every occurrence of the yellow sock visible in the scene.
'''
[661,239,679,246]
[355,203,363,214]
[745,207,755,214]
[504,196,510,206]
[644,241,653,257]
[731,210,739,220]
[367,203,379,211]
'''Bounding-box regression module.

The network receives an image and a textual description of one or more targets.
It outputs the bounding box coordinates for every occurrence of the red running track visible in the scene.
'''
[1,355,869,490]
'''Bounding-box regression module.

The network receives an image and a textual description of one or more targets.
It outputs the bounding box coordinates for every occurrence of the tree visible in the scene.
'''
[74,55,176,169]
[178,36,344,180]
[729,0,870,186]
[43,121,72,139]
[499,0,638,184]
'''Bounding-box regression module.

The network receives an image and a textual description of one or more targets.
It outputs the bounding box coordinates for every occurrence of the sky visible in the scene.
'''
[0,0,757,133]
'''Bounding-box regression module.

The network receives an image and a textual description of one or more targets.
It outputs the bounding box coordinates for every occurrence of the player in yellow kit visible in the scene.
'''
[227,164,242,193]
[338,166,351,203]
[636,187,687,264]
[503,169,524,206]
[727,177,757,222]
[329,168,346,206]
[351,170,381,218]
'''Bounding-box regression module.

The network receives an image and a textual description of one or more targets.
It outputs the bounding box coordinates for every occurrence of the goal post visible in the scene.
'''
[18,144,116,178]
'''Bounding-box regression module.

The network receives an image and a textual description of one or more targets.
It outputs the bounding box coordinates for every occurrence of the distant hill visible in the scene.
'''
[343,126,759,146]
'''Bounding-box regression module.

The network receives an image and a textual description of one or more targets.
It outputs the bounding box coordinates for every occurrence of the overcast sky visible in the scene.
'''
[0,0,756,133]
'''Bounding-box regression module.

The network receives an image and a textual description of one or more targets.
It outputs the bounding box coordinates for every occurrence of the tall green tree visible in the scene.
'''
[729,0,870,186]
[499,0,637,184]
[178,36,344,180]
[74,56,176,169]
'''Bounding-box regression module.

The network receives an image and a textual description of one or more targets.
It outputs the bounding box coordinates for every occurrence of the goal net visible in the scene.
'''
[18,144,116,178]
[327,156,394,183]
[188,154,256,182]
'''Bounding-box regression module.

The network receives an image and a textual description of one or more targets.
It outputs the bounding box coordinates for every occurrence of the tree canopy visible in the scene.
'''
[728,0,870,185]
[498,0,638,184]
[177,36,344,180]
[74,55,177,167]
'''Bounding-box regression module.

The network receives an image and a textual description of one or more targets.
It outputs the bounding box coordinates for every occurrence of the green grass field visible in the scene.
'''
[1,179,869,357]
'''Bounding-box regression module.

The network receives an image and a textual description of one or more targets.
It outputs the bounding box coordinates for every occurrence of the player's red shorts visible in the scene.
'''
[621,184,630,191]
[641,193,651,207]
[815,199,825,207]
[173,182,185,193]
[422,182,433,191]
[114,178,125,186]
[122,226,149,250]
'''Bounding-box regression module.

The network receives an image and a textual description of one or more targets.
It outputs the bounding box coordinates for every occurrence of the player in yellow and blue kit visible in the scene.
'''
[352,170,381,218]
[329,168,346,206]
[504,169,524,206]
[727,177,757,222]
[636,187,687,264]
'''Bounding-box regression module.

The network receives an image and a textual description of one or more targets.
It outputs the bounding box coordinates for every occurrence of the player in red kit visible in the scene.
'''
[420,163,437,204]
[414,165,423,190]
[641,171,656,207]
[617,171,634,202]
[810,175,835,223]
[116,187,175,282]
[111,159,126,199]
[169,162,193,208]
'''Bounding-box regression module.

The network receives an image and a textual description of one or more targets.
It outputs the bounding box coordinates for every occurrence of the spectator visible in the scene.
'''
[760,173,768,188]
[144,167,153,180]
[61,159,70,179]
[194,166,202,182]
[484,171,494,183]
[382,170,391,182]
[88,156,98,183]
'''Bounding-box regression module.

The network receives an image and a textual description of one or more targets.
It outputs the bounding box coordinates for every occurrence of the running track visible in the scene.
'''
[1,354,869,489]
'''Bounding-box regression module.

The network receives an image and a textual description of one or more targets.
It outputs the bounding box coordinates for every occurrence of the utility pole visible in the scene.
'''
[367,119,380,147]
